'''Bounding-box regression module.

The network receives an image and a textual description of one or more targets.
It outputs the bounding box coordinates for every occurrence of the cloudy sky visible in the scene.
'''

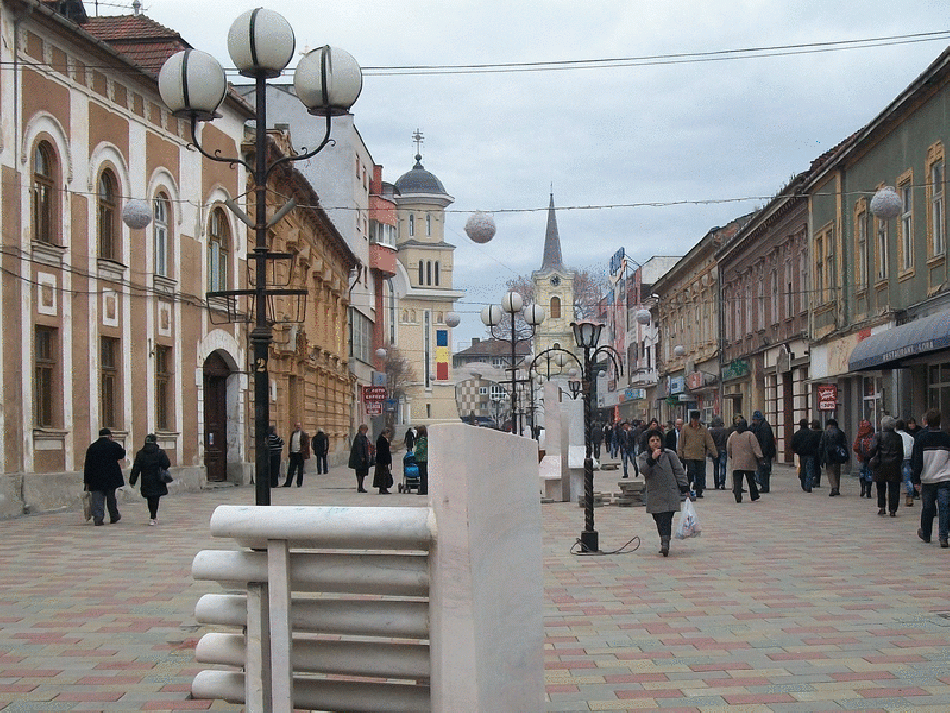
[139,0,949,348]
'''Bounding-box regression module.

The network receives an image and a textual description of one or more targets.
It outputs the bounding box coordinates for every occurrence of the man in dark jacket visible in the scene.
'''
[267,425,284,488]
[751,411,776,493]
[83,427,127,526]
[791,418,822,492]
[283,422,310,488]
[311,429,330,475]
[708,416,731,490]
[911,408,950,547]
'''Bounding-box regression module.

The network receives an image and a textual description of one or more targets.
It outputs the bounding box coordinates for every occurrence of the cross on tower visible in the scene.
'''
[412,129,424,158]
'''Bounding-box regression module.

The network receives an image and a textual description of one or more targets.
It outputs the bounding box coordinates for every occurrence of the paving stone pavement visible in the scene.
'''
[1,458,949,712]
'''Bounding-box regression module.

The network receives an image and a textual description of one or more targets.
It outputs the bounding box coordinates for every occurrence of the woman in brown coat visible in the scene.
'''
[726,418,763,503]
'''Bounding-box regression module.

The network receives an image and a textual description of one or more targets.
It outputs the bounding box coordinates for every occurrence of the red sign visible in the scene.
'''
[817,385,838,411]
[362,386,387,402]
[365,401,383,416]
[687,372,704,390]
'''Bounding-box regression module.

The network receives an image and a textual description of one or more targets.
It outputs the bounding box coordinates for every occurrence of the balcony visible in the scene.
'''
[369,241,397,278]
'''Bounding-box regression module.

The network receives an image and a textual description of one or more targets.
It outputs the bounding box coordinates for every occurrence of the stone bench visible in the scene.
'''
[616,479,646,507]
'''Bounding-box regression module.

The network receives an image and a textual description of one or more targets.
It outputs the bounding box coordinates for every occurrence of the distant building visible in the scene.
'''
[531,194,577,360]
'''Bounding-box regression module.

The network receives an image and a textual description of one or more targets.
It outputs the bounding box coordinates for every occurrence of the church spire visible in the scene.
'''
[540,192,563,271]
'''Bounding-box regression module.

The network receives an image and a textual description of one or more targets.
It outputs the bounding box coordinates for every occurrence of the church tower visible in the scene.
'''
[531,193,576,360]
[393,133,464,426]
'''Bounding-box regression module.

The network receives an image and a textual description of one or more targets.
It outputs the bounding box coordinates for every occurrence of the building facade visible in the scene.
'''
[2,0,254,515]
[532,194,576,360]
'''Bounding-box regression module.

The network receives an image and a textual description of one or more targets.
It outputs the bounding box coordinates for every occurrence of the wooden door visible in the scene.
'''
[203,352,230,482]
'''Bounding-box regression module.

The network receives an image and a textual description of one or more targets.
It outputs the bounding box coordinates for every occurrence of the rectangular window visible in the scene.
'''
[931,157,945,256]
[744,284,751,335]
[155,345,170,430]
[34,326,56,427]
[825,228,835,298]
[876,218,889,281]
[857,206,869,287]
[757,278,764,330]
[770,270,777,325]
[899,176,913,272]
[814,235,824,304]
[101,336,120,429]
[348,308,373,364]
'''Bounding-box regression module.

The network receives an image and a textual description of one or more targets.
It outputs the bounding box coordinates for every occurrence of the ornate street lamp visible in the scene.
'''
[481,291,545,434]
[158,9,361,506]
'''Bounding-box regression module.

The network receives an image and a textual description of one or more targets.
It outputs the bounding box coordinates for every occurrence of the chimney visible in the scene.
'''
[472,337,480,345]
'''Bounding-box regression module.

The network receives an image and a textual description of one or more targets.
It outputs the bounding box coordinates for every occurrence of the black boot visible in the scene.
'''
[660,536,670,557]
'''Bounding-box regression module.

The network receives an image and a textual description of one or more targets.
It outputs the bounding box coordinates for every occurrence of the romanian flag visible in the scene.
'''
[436,329,449,380]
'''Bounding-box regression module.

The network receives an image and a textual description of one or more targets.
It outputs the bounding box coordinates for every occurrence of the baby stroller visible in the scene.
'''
[399,451,420,493]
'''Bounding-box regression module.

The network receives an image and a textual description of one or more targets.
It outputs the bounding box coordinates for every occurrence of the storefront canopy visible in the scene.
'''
[848,310,950,371]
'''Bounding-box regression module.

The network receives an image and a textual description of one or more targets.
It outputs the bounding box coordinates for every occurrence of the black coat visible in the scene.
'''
[311,431,329,456]
[348,433,370,471]
[868,429,903,483]
[663,428,678,452]
[129,443,171,498]
[83,437,126,491]
[752,419,777,459]
[818,427,848,466]
[791,426,821,458]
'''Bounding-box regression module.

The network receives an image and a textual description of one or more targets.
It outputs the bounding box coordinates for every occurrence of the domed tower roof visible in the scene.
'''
[395,154,448,196]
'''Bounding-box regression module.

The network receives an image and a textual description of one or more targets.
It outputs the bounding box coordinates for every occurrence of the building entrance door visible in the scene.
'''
[203,352,230,482]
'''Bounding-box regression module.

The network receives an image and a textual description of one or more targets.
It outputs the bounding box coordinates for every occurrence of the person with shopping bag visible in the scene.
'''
[637,428,690,557]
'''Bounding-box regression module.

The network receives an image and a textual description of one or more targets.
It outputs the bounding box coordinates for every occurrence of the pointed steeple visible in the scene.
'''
[540,192,563,271]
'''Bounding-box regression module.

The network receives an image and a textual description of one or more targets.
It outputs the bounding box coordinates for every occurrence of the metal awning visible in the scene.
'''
[848,310,950,371]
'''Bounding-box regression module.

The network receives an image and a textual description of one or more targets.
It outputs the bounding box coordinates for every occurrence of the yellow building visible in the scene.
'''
[532,194,577,360]
[392,152,463,426]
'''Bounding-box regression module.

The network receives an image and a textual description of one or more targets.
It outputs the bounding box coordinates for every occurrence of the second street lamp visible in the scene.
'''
[159,9,361,505]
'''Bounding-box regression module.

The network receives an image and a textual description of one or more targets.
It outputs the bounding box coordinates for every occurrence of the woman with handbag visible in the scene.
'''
[373,429,394,495]
[637,428,689,557]
[726,418,763,503]
[129,433,171,526]
[819,419,849,497]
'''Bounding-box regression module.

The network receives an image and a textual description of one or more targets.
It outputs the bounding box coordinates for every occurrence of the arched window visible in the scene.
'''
[426,261,432,285]
[425,213,431,236]
[409,214,415,237]
[435,261,440,286]
[32,142,56,244]
[208,207,230,292]
[418,260,424,286]
[97,169,118,260]
[550,296,561,319]
[154,192,170,277]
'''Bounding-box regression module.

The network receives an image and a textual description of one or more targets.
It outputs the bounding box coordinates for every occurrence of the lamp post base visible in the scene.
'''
[579,530,599,553]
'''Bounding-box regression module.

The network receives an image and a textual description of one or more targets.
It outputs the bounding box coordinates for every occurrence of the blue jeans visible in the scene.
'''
[902,459,913,496]
[713,452,727,488]
[920,482,950,543]
[800,456,816,490]
[622,449,638,477]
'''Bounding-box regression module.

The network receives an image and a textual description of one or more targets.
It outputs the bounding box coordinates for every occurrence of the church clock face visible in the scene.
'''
[550,276,560,287]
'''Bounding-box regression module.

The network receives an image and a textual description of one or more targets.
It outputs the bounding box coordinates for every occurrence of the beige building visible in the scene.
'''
[392,151,463,426]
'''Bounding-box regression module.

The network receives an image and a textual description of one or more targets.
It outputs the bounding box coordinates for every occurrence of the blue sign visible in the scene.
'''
[384,399,398,413]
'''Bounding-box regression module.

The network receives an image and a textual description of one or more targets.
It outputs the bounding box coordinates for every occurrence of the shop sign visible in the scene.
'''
[817,384,838,411]
[669,375,685,394]
[687,372,704,390]
[722,358,750,381]
[362,386,387,402]
[624,388,646,401]
[365,401,383,416]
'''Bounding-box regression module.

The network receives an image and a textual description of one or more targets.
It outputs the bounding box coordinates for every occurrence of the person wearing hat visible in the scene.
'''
[129,434,172,526]
[677,410,717,498]
[750,410,776,493]
[83,427,127,526]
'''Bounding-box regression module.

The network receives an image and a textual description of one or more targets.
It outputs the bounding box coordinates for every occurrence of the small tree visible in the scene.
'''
[383,347,415,432]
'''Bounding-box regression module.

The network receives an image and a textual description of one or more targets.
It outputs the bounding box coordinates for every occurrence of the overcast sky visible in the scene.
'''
[138,1,949,348]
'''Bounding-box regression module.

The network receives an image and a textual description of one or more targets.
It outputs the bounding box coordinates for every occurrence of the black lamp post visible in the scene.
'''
[481,291,545,435]
[158,9,362,506]
[571,320,623,553]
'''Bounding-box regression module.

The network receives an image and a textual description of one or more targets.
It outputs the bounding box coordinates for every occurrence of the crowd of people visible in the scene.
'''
[600,408,950,556]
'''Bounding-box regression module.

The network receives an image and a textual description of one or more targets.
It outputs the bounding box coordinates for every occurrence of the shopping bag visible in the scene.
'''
[81,489,92,522]
[675,498,702,539]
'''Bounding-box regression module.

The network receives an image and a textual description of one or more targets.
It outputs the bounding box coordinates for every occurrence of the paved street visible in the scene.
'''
[1,457,949,711]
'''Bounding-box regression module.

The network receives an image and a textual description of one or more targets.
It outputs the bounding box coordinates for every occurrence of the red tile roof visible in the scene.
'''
[80,14,190,75]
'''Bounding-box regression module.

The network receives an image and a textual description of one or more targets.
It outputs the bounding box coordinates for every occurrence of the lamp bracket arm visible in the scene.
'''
[224,197,254,228]
[592,345,624,376]
[267,198,297,228]
[529,346,582,373]
[264,114,333,183]
[189,119,250,172]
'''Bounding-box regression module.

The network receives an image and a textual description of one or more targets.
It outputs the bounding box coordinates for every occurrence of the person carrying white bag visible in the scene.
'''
[676,498,702,540]
[637,427,690,557]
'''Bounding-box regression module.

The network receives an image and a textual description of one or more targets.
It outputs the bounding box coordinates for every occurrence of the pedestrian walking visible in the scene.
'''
[906,417,923,437]
[128,433,171,526]
[621,422,639,478]
[83,427,127,526]
[791,418,821,492]
[664,418,683,453]
[677,410,717,499]
[818,418,849,496]
[637,428,689,557]
[895,419,915,507]
[726,418,762,503]
[267,425,284,488]
[867,416,903,517]
[592,422,603,458]
[414,425,429,495]
[283,422,310,487]
[404,427,415,452]
[708,416,730,490]
[373,429,393,495]
[853,420,876,498]
[750,411,776,493]
[311,429,330,475]
[911,408,950,548]
[348,424,371,493]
